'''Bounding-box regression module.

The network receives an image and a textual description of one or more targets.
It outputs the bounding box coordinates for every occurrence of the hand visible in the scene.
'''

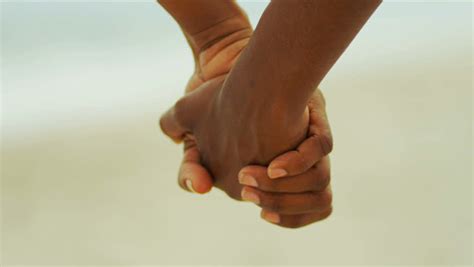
[169,24,334,193]
[238,89,333,228]
[163,82,334,229]
[161,16,334,228]
[167,22,253,194]
[161,72,309,199]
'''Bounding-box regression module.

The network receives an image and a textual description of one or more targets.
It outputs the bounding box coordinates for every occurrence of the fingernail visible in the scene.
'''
[262,210,280,224]
[239,174,258,187]
[268,168,288,179]
[185,179,196,193]
[241,188,260,204]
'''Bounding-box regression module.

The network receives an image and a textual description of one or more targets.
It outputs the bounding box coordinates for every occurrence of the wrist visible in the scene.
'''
[214,82,310,164]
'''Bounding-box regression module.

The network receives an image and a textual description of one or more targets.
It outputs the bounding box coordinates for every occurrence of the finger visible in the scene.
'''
[159,83,216,143]
[261,207,333,228]
[267,134,332,178]
[159,105,188,143]
[177,139,213,194]
[239,156,330,193]
[306,88,333,152]
[267,89,333,179]
[159,93,199,143]
[241,185,332,215]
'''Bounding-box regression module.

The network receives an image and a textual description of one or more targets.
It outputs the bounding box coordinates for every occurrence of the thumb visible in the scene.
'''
[267,88,333,178]
[178,138,213,194]
[159,104,188,143]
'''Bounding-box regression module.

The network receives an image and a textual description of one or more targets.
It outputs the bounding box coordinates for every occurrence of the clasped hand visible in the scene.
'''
[160,29,334,228]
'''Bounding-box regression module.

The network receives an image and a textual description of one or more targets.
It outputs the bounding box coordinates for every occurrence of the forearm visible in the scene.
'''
[220,0,381,122]
[157,0,251,57]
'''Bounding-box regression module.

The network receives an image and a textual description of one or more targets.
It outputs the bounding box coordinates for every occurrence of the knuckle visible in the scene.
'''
[298,151,313,171]
[320,175,331,191]
[174,98,186,120]
[318,189,333,209]
[279,151,307,172]
[173,97,191,127]
[321,206,333,220]
[317,133,334,155]
[265,196,282,212]
[283,218,305,229]
[314,166,331,191]
[158,115,168,134]
[263,181,280,192]
[159,111,183,142]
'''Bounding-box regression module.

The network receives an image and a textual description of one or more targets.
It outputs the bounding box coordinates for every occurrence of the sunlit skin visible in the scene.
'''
[159,0,380,228]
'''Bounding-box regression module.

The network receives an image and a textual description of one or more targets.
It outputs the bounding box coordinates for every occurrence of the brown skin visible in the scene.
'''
[239,93,334,227]
[158,0,335,228]
[162,78,333,228]
[159,0,380,228]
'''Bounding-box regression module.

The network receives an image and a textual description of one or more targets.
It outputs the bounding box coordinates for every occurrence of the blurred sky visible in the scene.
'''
[1,1,472,265]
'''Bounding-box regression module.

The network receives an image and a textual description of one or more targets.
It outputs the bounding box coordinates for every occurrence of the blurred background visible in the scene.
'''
[1,0,472,265]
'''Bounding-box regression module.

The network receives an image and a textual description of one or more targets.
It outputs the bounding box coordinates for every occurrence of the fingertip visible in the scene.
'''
[178,147,214,194]
[181,176,213,194]
[185,179,197,193]
[193,177,213,194]
[261,209,280,224]
[179,168,213,194]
